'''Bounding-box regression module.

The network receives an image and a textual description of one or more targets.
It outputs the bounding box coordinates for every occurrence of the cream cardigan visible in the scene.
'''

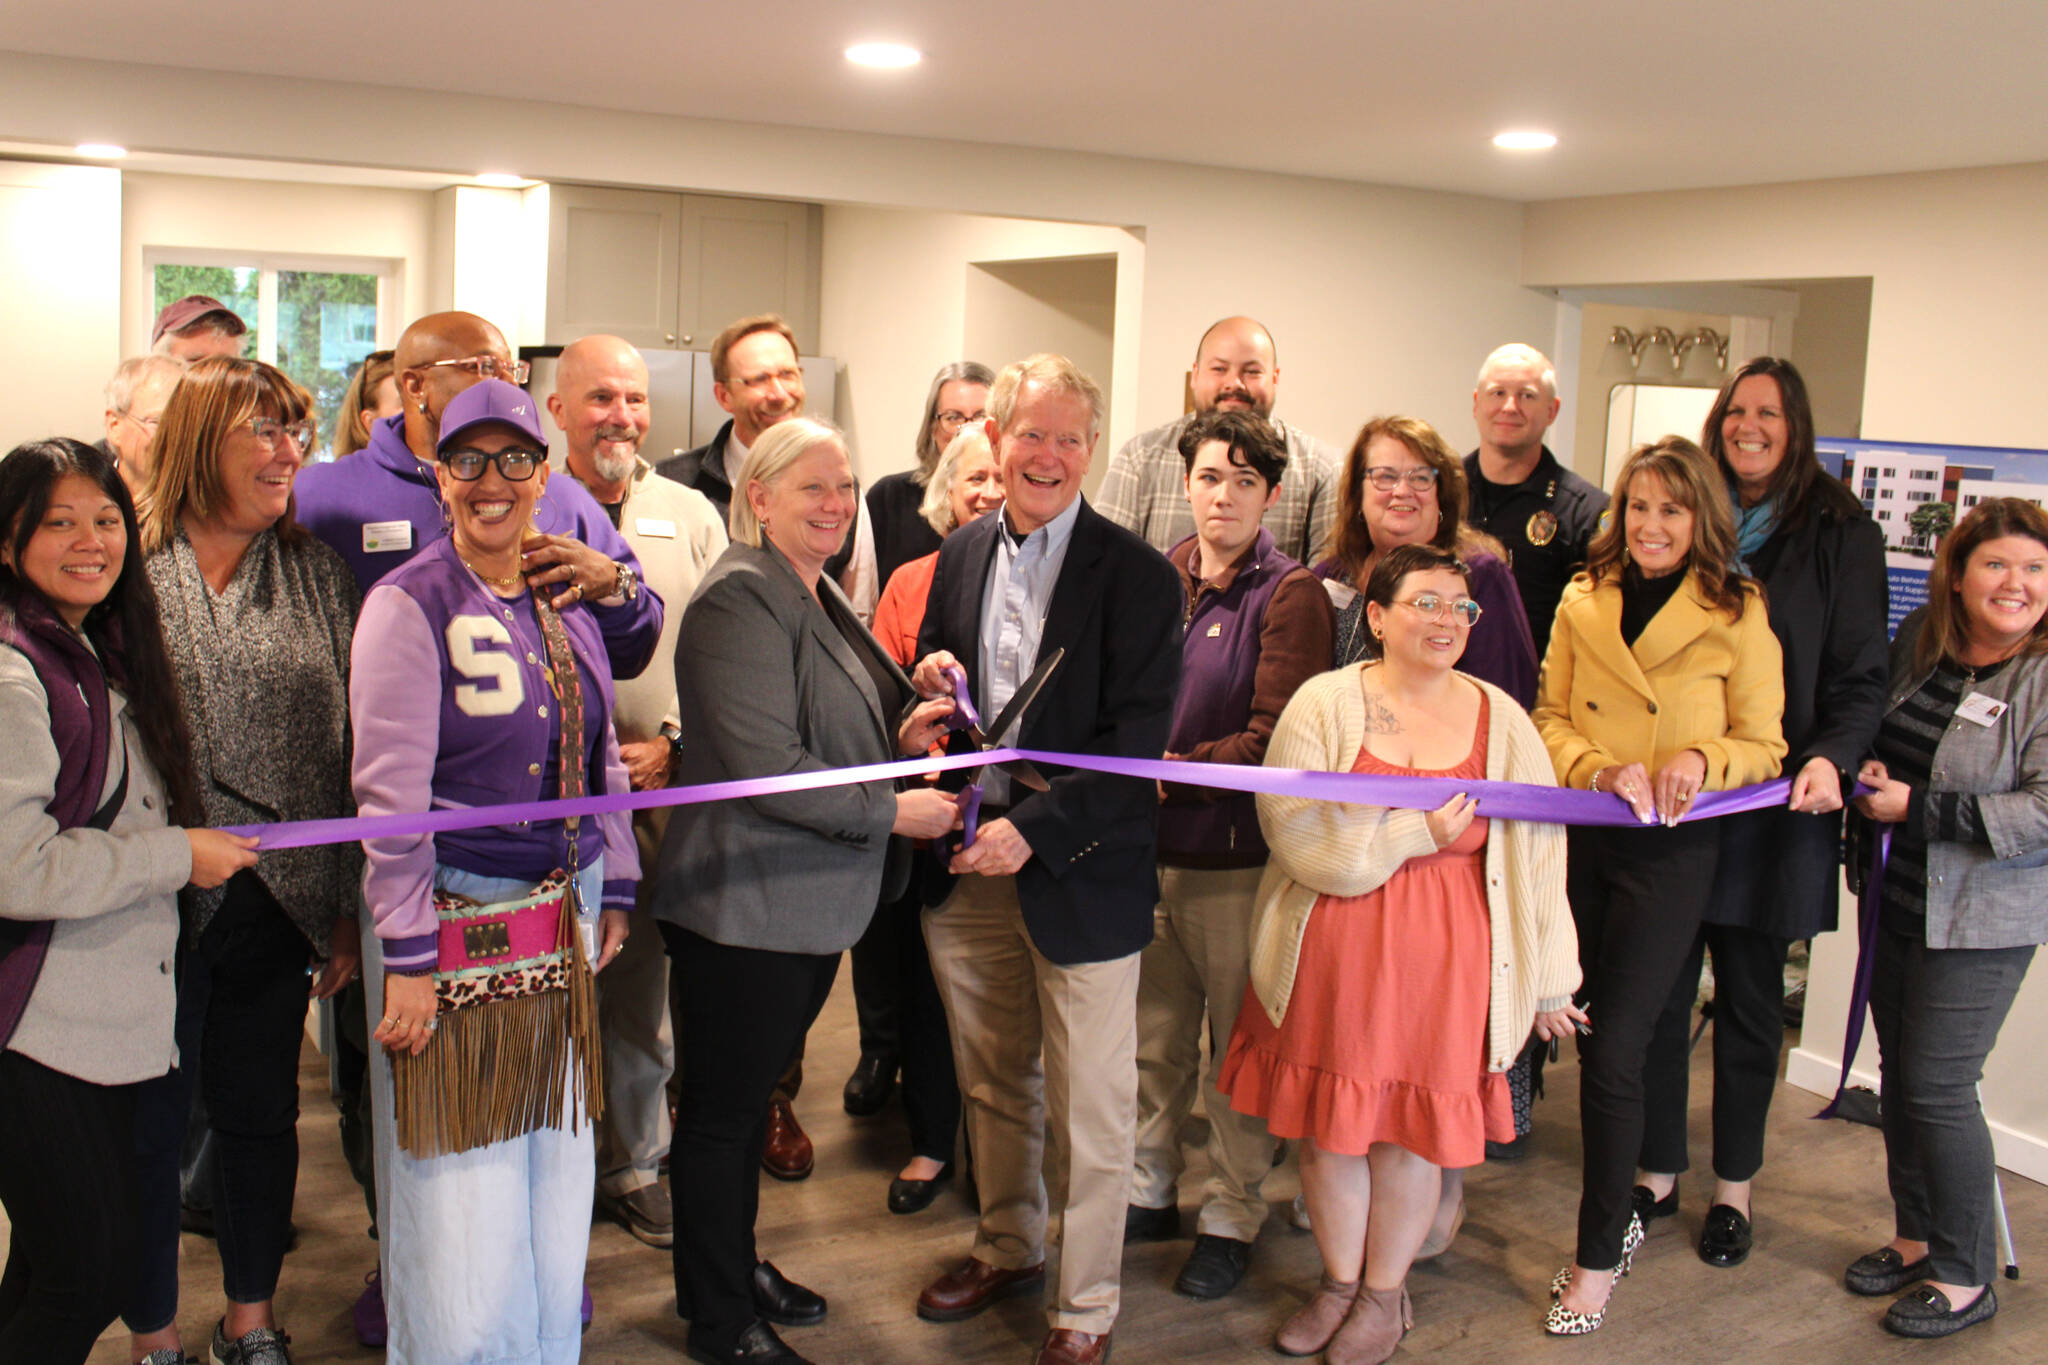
[1247,666,1581,1072]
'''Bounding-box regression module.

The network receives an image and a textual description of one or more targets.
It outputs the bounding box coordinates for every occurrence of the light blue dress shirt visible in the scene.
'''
[976,496,1082,802]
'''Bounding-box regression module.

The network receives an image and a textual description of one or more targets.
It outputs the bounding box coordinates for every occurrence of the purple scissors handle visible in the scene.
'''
[958,784,984,849]
[942,664,980,732]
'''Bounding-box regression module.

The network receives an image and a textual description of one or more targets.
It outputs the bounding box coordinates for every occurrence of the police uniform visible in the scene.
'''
[1462,446,1608,661]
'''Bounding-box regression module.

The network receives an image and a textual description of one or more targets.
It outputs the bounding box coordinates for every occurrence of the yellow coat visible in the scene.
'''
[1533,571,1787,791]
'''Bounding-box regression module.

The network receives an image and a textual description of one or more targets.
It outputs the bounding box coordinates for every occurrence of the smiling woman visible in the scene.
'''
[126,357,364,1365]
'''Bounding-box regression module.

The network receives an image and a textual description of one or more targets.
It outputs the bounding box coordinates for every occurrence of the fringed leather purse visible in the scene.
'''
[392,587,606,1157]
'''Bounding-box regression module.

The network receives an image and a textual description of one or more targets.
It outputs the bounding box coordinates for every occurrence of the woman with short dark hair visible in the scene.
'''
[0,439,256,1365]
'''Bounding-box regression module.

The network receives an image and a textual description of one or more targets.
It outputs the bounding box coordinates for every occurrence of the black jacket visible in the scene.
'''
[1705,502,1889,939]
[915,499,1182,965]
[655,420,736,524]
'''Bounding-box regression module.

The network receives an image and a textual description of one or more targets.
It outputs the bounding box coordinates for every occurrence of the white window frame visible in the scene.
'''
[142,247,399,361]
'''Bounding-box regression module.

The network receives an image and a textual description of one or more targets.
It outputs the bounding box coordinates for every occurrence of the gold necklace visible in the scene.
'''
[459,553,523,590]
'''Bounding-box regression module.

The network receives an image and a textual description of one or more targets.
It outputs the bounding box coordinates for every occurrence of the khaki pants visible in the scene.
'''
[1131,864,1273,1241]
[923,874,1141,1335]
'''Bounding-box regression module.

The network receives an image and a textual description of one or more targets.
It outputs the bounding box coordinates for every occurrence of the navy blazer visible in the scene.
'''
[915,498,1182,965]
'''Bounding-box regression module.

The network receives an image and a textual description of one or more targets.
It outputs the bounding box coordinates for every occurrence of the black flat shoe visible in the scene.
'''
[686,1319,814,1364]
[1174,1234,1251,1299]
[751,1261,826,1327]
[888,1163,955,1215]
[1845,1245,1932,1296]
[841,1053,897,1117]
[1123,1202,1181,1244]
[1884,1284,1997,1338]
[1698,1203,1752,1267]
[1630,1182,1679,1222]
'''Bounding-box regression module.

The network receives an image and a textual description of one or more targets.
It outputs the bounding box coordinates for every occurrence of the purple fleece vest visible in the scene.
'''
[0,596,117,1046]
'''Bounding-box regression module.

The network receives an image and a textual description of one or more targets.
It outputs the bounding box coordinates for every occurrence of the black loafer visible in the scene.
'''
[841,1053,897,1117]
[888,1163,955,1215]
[686,1319,814,1364]
[1630,1182,1679,1222]
[1123,1202,1181,1244]
[1884,1284,1997,1338]
[1845,1245,1933,1296]
[1174,1234,1251,1299]
[751,1261,826,1327]
[1485,1134,1531,1161]
[1698,1204,1752,1267]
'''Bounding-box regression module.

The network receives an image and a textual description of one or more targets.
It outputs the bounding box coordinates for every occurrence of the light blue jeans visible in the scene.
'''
[364,862,602,1365]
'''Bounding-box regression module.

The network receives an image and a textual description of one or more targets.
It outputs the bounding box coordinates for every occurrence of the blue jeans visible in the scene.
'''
[366,862,601,1365]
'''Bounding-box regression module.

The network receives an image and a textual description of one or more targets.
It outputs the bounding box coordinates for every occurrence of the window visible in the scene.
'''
[1910,469,1940,481]
[151,252,394,455]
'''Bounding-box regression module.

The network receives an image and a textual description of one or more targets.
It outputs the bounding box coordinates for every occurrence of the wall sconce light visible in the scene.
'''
[1674,326,1730,380]
[1608,325,1678,372]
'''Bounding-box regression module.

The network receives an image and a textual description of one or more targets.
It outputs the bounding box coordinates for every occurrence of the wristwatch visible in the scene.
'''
[660,723,684,770]
[609,561,640,603]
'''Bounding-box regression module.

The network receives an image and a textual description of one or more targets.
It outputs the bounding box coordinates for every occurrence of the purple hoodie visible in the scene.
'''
[295,414,663,680]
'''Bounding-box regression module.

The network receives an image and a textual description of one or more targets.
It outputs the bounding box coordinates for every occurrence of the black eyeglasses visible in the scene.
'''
[440,447,543,482]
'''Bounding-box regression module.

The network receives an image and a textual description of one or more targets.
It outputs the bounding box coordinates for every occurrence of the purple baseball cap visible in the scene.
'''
[151,295,248,345]
[436,379,548,455]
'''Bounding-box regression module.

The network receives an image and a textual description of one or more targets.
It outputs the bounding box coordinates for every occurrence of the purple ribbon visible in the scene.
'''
[225,746,1802,850]
[1814,825,1892,1121]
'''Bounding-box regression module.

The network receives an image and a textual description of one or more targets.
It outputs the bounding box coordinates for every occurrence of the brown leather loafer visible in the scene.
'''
[1035,1328,1110,1364]
[761,1098,814,1181]
[915,1258,1046,1322]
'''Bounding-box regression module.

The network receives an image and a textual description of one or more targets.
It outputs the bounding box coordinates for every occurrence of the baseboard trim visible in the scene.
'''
[1788,1045,2048,1187]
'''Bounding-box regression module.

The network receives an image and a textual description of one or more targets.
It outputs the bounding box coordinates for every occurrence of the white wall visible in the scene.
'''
[0,161,121,450]
[119,170,434,356]
[1,52,1556,493]
[1525,163,2048,449]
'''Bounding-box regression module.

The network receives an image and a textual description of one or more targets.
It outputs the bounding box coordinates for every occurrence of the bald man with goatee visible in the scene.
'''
[294,311,663,680]
[1096,316,1338,563]
[549,335,726,1249]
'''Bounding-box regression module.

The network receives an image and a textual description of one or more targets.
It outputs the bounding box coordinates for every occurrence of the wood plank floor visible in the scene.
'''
[33,965,2042,1364]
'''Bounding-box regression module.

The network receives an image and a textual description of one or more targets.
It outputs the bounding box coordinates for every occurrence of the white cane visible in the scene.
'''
[1982,1082,2020,1280]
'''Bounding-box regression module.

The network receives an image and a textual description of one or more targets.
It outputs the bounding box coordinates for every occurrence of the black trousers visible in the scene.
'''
[662,923,840,1353]
[128,873,310,1330]
[872,882,962,1163]
[1872,923,2035,1286]
[848,891,901,1065]
[1567,821,1719,1269]
[1639,923,1791,1182]
[0,1052,141,1365]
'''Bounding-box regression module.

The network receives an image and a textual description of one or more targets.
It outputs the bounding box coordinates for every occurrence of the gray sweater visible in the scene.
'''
[0,647,192,1084]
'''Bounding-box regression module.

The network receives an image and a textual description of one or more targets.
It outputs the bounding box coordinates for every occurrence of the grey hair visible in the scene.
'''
[919,425,995,537]
[728,416,850,548]
[987,353,1105,438]
[104,355,185,414]
[1475,343,1557,400]
[912,360,996,484]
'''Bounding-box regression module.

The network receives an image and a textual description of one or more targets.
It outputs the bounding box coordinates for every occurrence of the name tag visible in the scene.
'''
[363,519,414,554]
[1958,691,2008,727]
[635,517,678,539]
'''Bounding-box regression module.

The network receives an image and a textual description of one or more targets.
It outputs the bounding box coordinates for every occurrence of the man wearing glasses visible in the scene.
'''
[97,354,184,496]
[656,314,807,524]
[296,310,663,683]
[1097,316,1338,564]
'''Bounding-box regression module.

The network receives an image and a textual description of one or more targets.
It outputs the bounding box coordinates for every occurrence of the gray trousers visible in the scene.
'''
[1871,922,2035,1286]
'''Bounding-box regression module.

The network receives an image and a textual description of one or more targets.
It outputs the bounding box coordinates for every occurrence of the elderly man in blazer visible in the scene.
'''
[908,355,1182,1365]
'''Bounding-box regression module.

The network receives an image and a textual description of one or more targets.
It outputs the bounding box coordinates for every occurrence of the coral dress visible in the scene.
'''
[1219,701,1513,1167]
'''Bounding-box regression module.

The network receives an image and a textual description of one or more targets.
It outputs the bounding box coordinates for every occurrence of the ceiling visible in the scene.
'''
[6,0,2046,201]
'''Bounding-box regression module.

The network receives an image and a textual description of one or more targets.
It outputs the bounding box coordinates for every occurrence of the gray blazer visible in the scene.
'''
[651,540,912,954]
[1878,610,2048,949]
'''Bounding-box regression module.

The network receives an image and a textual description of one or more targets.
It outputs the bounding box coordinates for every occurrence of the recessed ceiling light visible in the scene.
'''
[845,42,921,69]
[75,142,127,159]
[475,172,528,188]
[1492,130,1558,152]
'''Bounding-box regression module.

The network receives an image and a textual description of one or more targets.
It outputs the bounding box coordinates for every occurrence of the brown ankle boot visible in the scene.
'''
[1326,1282,1410,1365]
[1275,1273,1359,1356]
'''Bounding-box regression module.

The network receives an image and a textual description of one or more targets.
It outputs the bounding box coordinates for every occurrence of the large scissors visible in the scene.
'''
[941,647,1065,847]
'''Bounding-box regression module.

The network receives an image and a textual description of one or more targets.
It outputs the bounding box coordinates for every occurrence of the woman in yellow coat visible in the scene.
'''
[1532,435,1786,1336]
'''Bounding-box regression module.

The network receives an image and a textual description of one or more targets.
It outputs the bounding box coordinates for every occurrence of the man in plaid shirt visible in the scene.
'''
[1095,317,1339,565]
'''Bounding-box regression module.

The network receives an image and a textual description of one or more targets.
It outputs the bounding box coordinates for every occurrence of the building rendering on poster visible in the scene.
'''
[1818,437,2048,636]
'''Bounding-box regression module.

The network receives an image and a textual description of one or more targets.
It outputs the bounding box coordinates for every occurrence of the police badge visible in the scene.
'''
[1526,509,1559,547]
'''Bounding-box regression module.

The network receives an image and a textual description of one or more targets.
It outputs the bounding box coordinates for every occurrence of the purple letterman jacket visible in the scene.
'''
[296,413,664,681]
[351,536,639,973]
